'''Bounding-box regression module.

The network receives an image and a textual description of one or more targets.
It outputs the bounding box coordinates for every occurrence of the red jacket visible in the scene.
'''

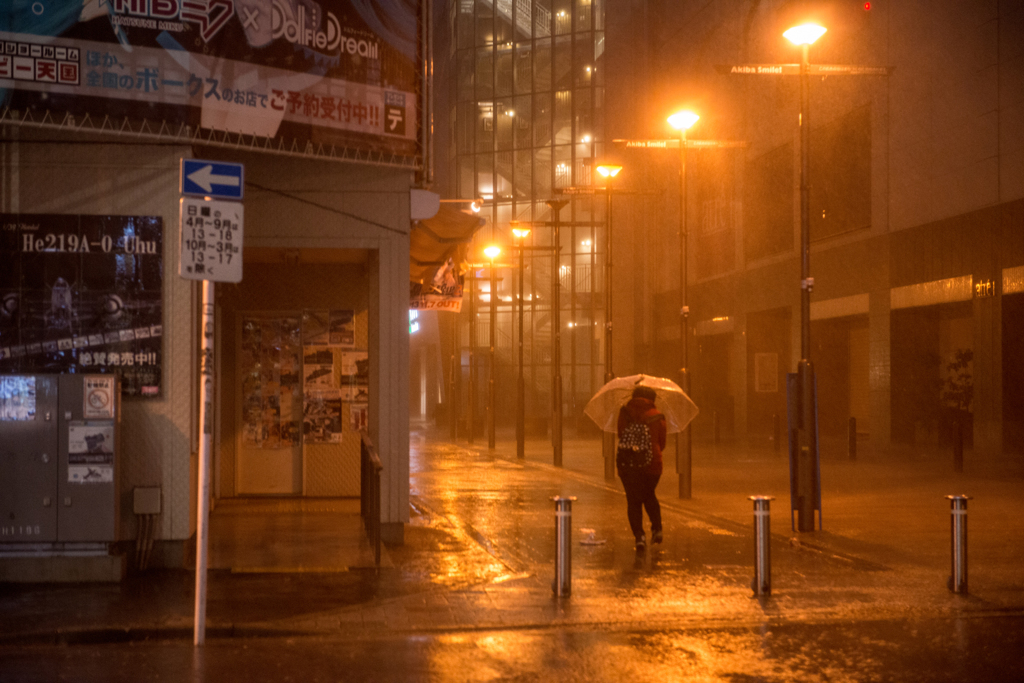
[617,397,667,477]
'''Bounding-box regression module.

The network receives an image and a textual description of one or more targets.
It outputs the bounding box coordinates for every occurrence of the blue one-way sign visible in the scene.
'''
[180,159,244,200]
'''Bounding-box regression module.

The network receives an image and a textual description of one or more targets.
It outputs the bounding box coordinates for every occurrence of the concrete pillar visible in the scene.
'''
[369,240,410,543]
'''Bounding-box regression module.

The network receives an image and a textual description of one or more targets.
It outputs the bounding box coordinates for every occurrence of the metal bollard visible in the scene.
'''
[947,495,971,594]
[552,496,577,597]
[749,496,775,596]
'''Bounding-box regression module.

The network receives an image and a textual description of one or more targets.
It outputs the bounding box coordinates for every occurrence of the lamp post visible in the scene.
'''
[668,110,699,500]
[546,200,568,467]
[784,22,826,532]
[596,164,622,481]
[468,273,477,445]
[484,244,501,449]
[511,223,531,460]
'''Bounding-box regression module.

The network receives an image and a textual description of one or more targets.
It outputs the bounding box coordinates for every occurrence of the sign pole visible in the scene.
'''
[193,280,214,645]
[180,159,244,646]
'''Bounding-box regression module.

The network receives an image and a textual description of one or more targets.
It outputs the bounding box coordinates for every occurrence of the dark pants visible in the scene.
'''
[620,470,662,540]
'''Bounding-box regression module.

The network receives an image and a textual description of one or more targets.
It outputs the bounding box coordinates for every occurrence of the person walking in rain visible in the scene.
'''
[616,385,667,552]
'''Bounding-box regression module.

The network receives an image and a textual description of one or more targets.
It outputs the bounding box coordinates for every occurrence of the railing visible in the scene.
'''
[359,429,383,567]
[559,264,595,292]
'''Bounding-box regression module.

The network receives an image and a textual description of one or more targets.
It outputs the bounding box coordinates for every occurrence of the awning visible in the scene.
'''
[410,205,485,284]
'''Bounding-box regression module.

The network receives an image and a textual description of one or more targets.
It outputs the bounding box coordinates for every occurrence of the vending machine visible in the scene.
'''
[0,374,120,543]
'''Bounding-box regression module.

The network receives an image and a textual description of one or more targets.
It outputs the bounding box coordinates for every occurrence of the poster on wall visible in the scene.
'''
[302,309,330,346]
[349,402,367,431]
[0,214,163,397]
[240,316,301,448]
[340,350,368,401]
[67,421,115,483]
[0,375,36,421]
[302,346,336,389]
[329,309,355,347]
[0,0,419,160]
[303,389,342,443]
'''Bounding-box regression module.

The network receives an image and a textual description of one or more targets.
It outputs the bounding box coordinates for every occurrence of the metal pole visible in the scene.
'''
[488,259,497,449]
[552,496,577,596]
[517,239,525,459]
[468,280,476,444]
[795,42,818,532]
[193,280,214,646]
[570,209,577,436]
[849,416,857,460]
[602,181,616,480]
[799,43,812,367]
[450,313,458,441]
[750,496,774,596]
[548,199,567,467]
[679,127,692,499]
[947,495,971,594]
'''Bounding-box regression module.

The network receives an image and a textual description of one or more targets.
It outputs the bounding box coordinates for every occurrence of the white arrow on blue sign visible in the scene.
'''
[180,159,244,200]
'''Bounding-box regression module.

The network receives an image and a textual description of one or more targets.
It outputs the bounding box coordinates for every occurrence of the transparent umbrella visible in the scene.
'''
[584,374,699,434]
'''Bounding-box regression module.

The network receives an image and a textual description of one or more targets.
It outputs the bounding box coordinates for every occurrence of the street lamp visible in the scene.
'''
[596,163,622,480]
[484,244,501,449]
[785,22,825,532]
[511,224,530,460]
[668,109,699,499]
[546,199,568,467]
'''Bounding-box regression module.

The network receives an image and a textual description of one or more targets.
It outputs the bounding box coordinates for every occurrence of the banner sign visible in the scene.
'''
[0,0,418,160]
[0,214,163,398]
[410,258,463,312]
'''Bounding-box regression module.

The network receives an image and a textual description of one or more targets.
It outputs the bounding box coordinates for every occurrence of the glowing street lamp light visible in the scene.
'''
[596,164,622,480]
[667,109,699,499]
[783,23,827,46]
[667,111,700,133]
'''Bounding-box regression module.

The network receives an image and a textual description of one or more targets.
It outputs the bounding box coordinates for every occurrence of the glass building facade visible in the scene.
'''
[444,0,609,432]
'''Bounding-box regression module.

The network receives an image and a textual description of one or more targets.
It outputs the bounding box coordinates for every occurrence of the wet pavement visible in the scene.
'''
[2,427,1024,681]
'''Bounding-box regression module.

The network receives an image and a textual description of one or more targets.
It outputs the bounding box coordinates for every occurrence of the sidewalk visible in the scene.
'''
[502,431,1024,578]
[2,429,1022,645]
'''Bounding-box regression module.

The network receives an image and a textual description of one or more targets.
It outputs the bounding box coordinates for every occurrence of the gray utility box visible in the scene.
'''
[1,374,120,542]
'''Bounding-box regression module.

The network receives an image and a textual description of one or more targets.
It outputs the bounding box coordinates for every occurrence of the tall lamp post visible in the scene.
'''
[596,163,622,481]
[511,224,531,460]
[784,22,826,532]
[667,110,700,499]
[546,199,568,467]
[484,244,501,449]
